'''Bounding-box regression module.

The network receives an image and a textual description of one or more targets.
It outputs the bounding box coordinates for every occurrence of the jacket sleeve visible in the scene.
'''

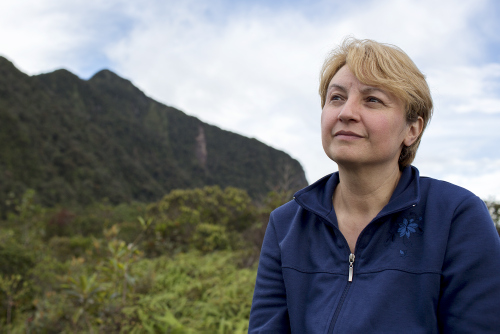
[248,213,291,333]
[438,195,500,333]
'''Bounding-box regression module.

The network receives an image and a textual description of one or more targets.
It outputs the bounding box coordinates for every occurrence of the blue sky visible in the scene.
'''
[1,0,500,199]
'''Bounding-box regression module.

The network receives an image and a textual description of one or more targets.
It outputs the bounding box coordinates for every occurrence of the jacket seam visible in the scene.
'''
[450,193,475,219]
[356,268,442,275]
[282,265,441,275]
[282,266,345,275]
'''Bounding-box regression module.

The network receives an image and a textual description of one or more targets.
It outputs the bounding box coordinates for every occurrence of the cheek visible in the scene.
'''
[371,117,406,144]
[321,110,336,135]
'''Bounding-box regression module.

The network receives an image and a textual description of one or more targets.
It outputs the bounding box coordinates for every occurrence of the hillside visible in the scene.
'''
[0,56,307,209]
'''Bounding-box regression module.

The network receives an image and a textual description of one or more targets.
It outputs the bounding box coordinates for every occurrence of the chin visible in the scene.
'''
[329,155,364,168]
[326,150,362,165]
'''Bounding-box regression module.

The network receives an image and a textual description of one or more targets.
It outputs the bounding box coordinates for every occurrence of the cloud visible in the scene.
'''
[1,0,499,198]
[427,64,500,115]
[316,0,489,66]
[0,0,132,77]
[423,158,500,201]
[105,1,329,166]
[103,0,500,184]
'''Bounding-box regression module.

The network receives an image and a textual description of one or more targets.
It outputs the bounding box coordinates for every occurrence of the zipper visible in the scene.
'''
[328,253,355,333]
[292,195,417,333]
[348,253,355,282]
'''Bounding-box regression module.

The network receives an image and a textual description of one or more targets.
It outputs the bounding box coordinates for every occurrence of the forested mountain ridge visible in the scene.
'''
[0,56,307,209]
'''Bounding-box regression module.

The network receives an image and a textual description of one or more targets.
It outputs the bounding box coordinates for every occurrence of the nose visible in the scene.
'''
[337,98,360,122]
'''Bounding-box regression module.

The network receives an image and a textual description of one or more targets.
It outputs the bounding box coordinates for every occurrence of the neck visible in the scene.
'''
[334,163,402,219]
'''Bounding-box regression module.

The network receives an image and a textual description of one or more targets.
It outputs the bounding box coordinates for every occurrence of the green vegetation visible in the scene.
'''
[1,187,499,332]
[0,55,308,332]
[485,200,500,235]
[0,187,284,333]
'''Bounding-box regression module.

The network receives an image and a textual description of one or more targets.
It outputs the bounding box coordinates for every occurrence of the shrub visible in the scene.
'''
[48,235,93,262]
[144,186,258,256]
[127,250,256,333]
[193,223,230,252]
[0,243,34,277]
[485,201,500,235]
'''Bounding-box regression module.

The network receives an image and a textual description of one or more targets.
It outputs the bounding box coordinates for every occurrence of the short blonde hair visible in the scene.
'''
[319,38,433,169]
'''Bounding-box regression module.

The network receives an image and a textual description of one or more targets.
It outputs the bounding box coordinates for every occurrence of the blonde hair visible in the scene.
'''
[319,38,433,169]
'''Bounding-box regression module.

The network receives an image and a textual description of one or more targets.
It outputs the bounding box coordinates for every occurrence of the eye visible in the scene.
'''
[330,94,343,102]
[367,96,382,103]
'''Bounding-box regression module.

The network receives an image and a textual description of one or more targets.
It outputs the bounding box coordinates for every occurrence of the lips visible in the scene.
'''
[334,130,363,138]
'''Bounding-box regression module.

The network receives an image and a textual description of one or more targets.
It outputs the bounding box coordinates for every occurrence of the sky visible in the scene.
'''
[1,0,500,200]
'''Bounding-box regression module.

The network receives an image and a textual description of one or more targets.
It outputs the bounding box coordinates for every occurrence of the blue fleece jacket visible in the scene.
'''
[249,166,500,333]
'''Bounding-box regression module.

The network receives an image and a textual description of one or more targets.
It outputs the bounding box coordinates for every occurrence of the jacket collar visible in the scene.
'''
[293,166,421,224]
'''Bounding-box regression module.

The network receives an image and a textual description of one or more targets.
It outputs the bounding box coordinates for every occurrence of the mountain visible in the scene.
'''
[0,56,307,209]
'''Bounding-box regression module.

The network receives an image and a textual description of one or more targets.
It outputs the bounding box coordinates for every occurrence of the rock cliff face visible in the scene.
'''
[0,56,307,208]
[195,125,208,169]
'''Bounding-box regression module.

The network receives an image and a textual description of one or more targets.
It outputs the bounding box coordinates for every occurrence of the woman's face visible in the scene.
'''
[321,65,420,170]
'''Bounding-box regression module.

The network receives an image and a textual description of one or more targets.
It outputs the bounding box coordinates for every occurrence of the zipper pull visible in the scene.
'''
[348,253,355,282]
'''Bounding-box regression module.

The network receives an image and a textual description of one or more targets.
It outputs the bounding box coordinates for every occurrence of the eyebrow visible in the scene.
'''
[360,87,388,96]
[327,84,347,93]
[327,84,389,97]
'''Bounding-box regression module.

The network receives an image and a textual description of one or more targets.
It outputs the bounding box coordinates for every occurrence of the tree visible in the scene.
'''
[145,186,257,255]
[0,274,29,334]
[485,200,500,235]
[62,273,107,333]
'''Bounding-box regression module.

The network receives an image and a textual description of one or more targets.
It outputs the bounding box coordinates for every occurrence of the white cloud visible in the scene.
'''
[104,0,500,185]
[105,2,330,170]
[0,0,131,76]
[422,158,500,201]
[428,63,500,116]
[1,0,499,199]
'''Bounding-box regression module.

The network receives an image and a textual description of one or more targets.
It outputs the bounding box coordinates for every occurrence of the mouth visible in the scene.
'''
[334,130,363,138]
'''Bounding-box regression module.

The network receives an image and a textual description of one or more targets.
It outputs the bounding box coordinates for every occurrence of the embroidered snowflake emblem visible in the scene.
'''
[398,218,418,238]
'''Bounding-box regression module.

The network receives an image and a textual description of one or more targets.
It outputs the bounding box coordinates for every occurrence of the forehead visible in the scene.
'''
[328,66,374,90]
[328,66,406,112]
[328,66,397,98]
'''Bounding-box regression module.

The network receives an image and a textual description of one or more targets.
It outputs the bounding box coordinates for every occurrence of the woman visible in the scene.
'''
[248,38,500,333]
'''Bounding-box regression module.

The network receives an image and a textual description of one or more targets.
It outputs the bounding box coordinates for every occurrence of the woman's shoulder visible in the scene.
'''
[419,175,480,202]
[270,199,302,220]
[418,175,492,225]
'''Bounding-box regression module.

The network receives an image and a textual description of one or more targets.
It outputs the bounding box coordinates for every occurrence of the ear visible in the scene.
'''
[403,116,424,147]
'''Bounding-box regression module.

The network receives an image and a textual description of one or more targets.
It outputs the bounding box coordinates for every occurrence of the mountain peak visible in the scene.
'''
[0,55,15,67]
[88,69,147,99]
[89,69,134,87]
[0,56,29,80]
[90,69,121,80]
